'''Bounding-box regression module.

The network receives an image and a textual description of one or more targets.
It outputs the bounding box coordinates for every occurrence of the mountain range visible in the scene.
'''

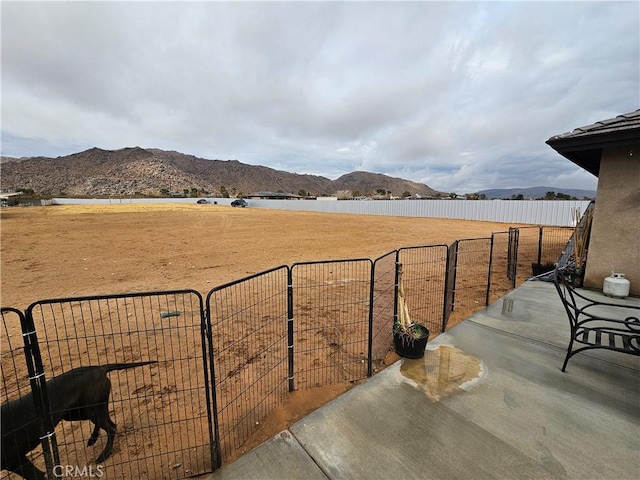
[476,186,596,200]
[0,147,596,200]
[0,147,443,198]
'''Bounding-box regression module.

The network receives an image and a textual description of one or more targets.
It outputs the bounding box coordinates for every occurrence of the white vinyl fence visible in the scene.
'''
[50,198,591,227]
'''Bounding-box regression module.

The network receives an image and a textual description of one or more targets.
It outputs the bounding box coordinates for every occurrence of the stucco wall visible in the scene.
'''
[584,145,640,296]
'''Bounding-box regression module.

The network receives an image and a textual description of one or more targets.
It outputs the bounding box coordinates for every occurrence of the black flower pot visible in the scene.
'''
[569,269,585,287]
[393,324,429,359]
[532,262,555,276]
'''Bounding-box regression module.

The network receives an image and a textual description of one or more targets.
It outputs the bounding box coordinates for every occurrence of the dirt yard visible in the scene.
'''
[0,203,523,308]
[1,203,523,477]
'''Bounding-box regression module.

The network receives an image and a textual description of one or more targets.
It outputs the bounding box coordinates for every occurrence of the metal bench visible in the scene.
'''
[554,267,640,372]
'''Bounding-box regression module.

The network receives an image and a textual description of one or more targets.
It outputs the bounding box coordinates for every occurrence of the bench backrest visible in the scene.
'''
[553,266,588,330]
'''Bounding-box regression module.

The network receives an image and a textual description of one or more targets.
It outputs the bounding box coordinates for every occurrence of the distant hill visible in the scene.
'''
[477,186,596,200]
[0,147,443,198]
[331,171,437,197]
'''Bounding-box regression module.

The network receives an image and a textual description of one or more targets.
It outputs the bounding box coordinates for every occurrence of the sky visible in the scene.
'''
[1,1,638,193]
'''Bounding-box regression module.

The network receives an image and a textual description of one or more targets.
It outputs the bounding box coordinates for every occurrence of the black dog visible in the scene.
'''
[1,361,156,480]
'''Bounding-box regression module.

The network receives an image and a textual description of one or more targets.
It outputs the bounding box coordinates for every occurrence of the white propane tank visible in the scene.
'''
[603,272,631,298]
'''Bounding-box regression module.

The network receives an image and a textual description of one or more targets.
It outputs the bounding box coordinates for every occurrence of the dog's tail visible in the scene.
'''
[100,361,158,373]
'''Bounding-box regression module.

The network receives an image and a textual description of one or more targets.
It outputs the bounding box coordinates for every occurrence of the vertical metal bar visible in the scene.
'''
[441,244,451,333]
[393,251,401,330]
[287,267,295,392]
[537,226,544,266]
[486,235,495,306]
[509,229,515,285]
[512,229,519,289]
[22,309,59,478]
[201,302,221,469]
[442,242,458,333]
[367,260,375,377]
[508,228,519,288]
[451,241,459,313]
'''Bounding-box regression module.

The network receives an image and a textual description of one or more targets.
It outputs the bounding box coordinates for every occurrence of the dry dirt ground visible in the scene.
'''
[0,203,520,309]
[1,203,523,477]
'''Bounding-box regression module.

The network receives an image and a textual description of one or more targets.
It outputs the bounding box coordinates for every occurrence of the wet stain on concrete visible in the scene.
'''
[399,345,484,402]
[537,443,567,478]
[503,388,521,410]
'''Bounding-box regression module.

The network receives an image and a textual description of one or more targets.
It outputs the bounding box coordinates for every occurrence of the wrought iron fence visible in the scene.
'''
[1,225,571,477]
[396,246,449,336]
[2,291,216,480]
[370,251,397,372]
[512,226,547,285]
[290,259,372,391]
[447,238,493,330]
[488,232,512,304]
[206,266,289,463]
[540,227,573,267]
[1,307,59,480]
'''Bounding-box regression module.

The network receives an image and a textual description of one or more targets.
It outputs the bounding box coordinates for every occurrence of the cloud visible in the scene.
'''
[2,1,637,192]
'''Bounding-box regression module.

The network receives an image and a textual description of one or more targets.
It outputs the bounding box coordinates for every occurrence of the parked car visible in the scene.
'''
[196,198,208,204]
[231,199,248,208]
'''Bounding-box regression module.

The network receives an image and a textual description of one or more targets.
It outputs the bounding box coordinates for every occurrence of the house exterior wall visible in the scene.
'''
[584,145,640,295]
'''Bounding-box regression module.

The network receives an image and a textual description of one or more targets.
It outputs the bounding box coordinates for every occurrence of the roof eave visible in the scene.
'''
[546,129,640,178]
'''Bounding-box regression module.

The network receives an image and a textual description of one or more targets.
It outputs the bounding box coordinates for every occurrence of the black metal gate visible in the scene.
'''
[397,245,449,335]
[447,238,492,330]
[370,251,397,372]
[1,307,59,479]
[11,290,218,480]
[290,258,373,390]
[507,227,519,287]
[206,266,290,463]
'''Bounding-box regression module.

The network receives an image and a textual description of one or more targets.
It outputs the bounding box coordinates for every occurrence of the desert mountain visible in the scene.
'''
[477,186,596,200]
[0,147,443,198]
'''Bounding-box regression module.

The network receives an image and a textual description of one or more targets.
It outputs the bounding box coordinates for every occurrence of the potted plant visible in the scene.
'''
[393,264,430,359]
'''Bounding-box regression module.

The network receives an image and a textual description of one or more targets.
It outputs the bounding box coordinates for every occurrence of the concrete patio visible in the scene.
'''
[207,280,640,479]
